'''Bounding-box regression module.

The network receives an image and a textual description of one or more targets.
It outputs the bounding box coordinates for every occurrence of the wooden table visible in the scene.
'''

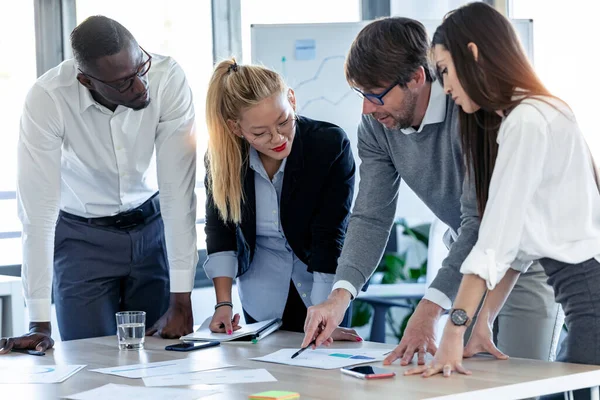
[1,331,600,400]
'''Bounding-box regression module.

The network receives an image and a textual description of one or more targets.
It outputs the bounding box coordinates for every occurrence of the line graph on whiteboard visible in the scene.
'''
[281,55,356,114]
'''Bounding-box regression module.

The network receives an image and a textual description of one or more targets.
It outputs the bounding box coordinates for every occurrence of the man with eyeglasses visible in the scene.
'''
[302,17,562,366]
[0,15,197,352]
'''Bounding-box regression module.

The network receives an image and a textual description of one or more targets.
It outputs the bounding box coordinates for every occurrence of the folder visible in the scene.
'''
[181,317,282,343]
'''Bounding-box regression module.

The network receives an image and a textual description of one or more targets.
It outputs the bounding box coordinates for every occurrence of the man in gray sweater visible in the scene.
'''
[302,17,562,364]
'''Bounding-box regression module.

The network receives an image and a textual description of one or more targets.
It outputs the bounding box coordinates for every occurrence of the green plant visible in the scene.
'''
[351,219,431,341]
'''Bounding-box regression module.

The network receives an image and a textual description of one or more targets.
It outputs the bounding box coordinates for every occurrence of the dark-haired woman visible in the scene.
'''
[406,2,600,388]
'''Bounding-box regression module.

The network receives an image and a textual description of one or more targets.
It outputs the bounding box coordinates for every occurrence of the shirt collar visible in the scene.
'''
[401,81,447,135]
[77,77,98,113]
[249,146,287,180]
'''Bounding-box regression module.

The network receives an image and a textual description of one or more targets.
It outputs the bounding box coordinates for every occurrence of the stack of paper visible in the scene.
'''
[89,359,233,378]
[143,368,277,387]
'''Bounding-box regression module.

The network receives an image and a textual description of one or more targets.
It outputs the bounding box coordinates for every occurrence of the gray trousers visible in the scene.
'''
[495,261,564,361]
[468,261,564,362]
[53,209,170,341]
[539,257,600,400]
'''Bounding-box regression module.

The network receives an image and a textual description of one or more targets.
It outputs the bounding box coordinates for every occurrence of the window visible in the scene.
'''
[0,1,36,265]
[510,0,599,158]
[240,0,361,62]
[76,0,213,247]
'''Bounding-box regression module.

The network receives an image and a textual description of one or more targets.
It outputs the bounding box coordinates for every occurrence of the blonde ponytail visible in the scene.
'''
[206,59,287,224]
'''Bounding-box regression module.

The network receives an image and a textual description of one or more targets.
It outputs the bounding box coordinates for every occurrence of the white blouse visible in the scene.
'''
[460,96,600,290]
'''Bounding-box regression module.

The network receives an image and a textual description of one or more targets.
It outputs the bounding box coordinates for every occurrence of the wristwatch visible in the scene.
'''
[449,308,472,327]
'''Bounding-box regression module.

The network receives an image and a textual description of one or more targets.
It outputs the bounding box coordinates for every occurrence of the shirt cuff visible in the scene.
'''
[26,298,52,322]
[169,267,196,293]
[203,251,237,280]
[460,247,510,290]
[423,287,453,310]
[331,280,358,300]
[311,273,335,306]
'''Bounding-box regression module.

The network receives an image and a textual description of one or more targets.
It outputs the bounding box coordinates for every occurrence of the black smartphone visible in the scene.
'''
[341,365,396,380]
[164,341,220,352]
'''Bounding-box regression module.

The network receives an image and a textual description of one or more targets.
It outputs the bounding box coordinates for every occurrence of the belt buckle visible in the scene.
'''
[115,209,145,229]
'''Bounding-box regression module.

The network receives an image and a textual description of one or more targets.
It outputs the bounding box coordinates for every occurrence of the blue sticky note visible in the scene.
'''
[295,39,316,60]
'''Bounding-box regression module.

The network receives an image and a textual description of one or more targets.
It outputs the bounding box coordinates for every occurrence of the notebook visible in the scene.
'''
[181,317,282,343]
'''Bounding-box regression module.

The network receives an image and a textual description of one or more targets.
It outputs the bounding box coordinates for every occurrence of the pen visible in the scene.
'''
[291,339,316,359]
[11,348,46,356]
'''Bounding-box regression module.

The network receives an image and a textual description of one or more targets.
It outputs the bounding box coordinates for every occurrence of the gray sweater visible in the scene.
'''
[334,91,480,304]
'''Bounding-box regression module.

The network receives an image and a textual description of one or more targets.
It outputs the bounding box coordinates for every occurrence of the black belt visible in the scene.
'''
[60,193,160,230]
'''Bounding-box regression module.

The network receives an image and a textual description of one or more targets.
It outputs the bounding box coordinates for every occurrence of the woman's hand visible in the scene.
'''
[208,306,241,334]
[464,321,508,360]
[404,327,471,378]
[330,327,363,342]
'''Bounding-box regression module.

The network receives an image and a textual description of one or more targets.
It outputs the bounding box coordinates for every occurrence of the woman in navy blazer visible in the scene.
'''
[203,59,360,338]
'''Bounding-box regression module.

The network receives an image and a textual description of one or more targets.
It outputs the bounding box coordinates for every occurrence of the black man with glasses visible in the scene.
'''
[2,15,198,352]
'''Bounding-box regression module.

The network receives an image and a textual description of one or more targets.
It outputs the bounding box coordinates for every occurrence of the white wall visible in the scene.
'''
[390,0,483,19]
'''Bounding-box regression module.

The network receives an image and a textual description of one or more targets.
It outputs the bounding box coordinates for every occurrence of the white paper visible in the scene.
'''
[90,359,233,379]
[251,348,390,369]
[65,383,218,400]
[0,364,85,383]
[181,318,281,342]
[143,368,276,387]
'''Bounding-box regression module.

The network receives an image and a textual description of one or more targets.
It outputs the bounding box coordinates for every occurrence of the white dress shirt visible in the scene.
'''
[461,97,600,289]
[17,54,198,321]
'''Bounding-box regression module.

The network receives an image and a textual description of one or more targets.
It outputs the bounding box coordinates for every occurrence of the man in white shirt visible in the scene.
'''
[0,16,197,352]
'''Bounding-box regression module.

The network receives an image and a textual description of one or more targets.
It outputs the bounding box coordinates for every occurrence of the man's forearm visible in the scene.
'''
[416,298,445,320]
[29,321,51,335]
[169,292,192,306]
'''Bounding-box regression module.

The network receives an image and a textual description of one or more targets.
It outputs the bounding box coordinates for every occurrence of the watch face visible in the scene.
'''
[451,309,468,326]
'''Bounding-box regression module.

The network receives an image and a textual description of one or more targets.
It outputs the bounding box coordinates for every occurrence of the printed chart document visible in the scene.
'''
[252,348,391,369]
[90,359,233,379]
[181,318,282,343]
[143,368,277,387]
[65,383,219,400]
[0,365,85,384]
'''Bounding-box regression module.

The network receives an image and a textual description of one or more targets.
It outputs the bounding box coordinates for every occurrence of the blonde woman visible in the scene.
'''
[203,60,360,340]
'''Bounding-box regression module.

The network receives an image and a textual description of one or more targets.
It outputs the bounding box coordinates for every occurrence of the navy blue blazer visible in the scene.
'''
[205,116,355,277]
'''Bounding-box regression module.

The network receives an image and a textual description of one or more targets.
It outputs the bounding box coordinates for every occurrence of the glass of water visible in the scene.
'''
[115,311,146,350]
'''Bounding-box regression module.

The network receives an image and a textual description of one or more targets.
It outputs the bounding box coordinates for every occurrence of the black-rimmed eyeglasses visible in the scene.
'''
[79,47,152,93]
[352,79,401,106]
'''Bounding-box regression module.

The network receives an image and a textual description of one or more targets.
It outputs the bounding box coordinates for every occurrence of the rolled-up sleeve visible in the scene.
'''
[203,251,237,279]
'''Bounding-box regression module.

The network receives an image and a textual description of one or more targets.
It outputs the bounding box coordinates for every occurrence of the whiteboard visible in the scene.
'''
[251,20,533,224]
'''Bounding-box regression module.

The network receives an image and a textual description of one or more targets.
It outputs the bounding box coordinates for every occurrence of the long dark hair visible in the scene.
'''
[432,2,553,217]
